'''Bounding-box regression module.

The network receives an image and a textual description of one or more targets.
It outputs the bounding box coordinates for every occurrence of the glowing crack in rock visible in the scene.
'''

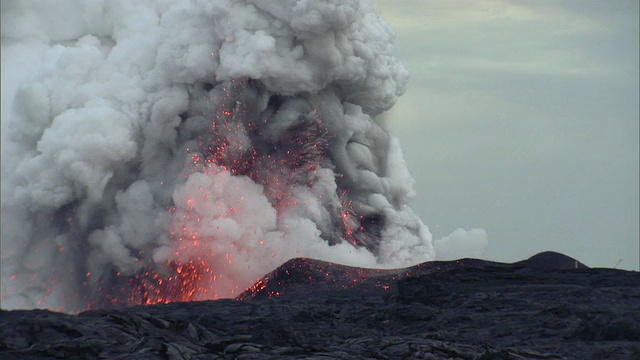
[1,0,487,313]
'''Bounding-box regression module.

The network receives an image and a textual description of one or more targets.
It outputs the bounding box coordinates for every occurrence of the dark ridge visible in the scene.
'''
[237,251,590,301]
[514,250,589,270]
[236,257,390,300]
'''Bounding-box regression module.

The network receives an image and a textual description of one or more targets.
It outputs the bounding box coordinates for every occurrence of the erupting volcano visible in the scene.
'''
[1,0,487,313]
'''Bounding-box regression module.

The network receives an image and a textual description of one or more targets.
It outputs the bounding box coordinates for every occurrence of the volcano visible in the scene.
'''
[3,0,486,313]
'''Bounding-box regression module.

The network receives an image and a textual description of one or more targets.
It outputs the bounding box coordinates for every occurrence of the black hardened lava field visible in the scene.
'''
[2,251,639,359]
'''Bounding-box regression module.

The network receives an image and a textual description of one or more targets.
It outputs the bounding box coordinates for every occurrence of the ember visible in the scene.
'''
[128,260,215,305]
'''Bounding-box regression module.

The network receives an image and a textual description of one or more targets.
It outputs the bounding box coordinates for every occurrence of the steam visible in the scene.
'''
[1,0,487,312]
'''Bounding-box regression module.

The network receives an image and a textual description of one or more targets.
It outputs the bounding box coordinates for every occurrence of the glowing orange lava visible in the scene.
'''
[127,259,216,305]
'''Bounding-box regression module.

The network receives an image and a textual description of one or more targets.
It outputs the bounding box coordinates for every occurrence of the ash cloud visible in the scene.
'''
[1,0,487,312]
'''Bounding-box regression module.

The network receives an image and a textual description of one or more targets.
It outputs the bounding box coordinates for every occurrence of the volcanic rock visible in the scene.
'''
[1,252,639,359]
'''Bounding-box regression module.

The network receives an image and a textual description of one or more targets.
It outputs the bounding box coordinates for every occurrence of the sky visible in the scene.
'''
[378,0,639,270]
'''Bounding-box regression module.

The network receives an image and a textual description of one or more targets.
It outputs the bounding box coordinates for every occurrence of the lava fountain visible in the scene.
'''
[1,0,486,313]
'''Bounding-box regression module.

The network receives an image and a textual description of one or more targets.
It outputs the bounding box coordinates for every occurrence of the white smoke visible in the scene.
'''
[1,0,487,312]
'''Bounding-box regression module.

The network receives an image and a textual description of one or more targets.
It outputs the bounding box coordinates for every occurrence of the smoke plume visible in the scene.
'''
[1,0,487,312]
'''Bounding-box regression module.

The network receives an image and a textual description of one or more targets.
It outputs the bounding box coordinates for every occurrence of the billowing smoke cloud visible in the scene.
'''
[1,0,487,312]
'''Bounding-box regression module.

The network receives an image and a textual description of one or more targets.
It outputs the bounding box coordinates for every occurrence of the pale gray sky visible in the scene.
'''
[378,0,639,270]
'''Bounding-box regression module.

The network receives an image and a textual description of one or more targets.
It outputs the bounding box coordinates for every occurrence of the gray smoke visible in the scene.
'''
[1,0,487,312]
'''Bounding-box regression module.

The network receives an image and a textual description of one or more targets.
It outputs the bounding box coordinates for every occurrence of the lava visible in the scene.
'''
[127,259,216,305]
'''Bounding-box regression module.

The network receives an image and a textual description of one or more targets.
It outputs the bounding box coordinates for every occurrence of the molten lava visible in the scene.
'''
[128,259,215,305]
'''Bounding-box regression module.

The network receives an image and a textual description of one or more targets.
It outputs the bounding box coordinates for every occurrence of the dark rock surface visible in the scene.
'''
[2,251,639,359]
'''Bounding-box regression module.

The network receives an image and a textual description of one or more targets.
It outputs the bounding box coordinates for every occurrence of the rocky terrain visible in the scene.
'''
[1,251,639,359]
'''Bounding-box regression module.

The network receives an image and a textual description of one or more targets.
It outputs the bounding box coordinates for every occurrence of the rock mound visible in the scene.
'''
[514,251,589,270]
[237,251,589,300]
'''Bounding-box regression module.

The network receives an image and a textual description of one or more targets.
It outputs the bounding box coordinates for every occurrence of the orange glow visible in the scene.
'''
[127,259,215,305]
[87,78,373,309]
